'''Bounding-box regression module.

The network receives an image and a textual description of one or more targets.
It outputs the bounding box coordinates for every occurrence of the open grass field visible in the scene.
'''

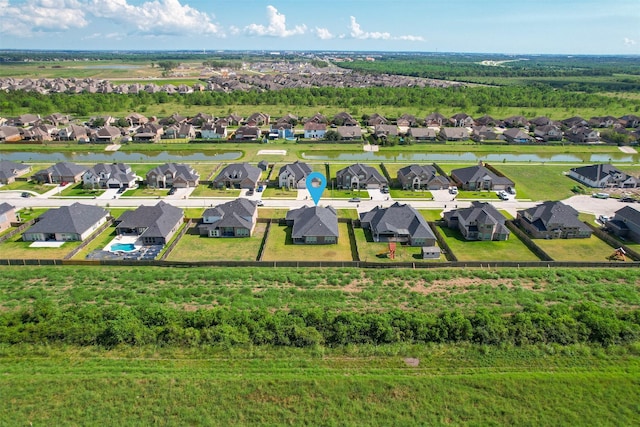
[167,223,266,262]
[535,235,622,262]
[261,222,354,262]
[1,344,638,426]
[437,225,541,262]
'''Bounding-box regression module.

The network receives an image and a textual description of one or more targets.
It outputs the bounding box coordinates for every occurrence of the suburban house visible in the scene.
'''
[83,163,137,189]
[398,113,418,127]
[397,164,450,190]
[93,126,122,143]
[234,125,261,141]
[22,203,109,242]
[200,123,227,139]
[198,198,257,238]
[269,123,294,139]
[533,124,563,141]
[133,123,163,142]
[443,202,510,241]
[360,202,437,246]
[367,113,388,126]
[425,112,447,127]
[332,112,358,126]
[0,203,17,233]
[475,115,501,127]
[564,126,599,143]
[305,113,328,124]
[503,115,529,128]
[407,127,437,141]
[57,124,89,142]
[245,112,270,126]
[503,128,533,143]
[126,113,148,126]
[373,124,398,141]
[569,164,637,189]
[303,122,327,139]
[285,205,339,245]
[449,113,475,127]
[278,161,312,189]
[212,163,261,189]
[450,164,515,191]
[336,125,362,140]
[115,201,184,245]
[335,163,388,189]
[32,162,87,184]
[606,206,640,243]
[0,160,31,184]
[517,201,592,239]
[439,127,469,141]
[146,163,199,188]
[471,126,500,142]
[0,126,22,142]
[163,123,196,139]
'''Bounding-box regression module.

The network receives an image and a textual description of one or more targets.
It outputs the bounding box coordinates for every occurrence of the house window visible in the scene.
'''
[325,236,336,243]
[306,236,317,243]
[237,228,249,237]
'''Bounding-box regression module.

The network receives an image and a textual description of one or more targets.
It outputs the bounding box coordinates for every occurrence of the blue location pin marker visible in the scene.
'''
[306,172,326,206]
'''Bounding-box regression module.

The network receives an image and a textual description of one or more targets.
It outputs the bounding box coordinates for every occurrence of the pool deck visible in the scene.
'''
[103,234,141,252]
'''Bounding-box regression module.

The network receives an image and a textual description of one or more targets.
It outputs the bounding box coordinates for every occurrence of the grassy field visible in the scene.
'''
[535,235,622,262]
[261,222,354,261]
[438,225,541,262]
[1,344,638,426]
[167,223,266,262]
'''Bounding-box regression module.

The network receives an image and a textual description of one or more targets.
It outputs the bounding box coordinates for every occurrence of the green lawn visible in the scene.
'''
[389,188,433,199]
[0,232,81,259]
[535,235,622,262]
[1,345,638,426]
[121,186,168,197]
[0,180,53,194]
[437,225,540,262]
[58,182,105,197]
[353,227,444,263]
[262,222,354,261]
[190,185,241,197]
[455,190,501,200]
[497,164,577,201]
[419,210,444,221]
[167,223,266,262]
[262,187,298,199]
[15,207,48,222]
[72,226,118,260]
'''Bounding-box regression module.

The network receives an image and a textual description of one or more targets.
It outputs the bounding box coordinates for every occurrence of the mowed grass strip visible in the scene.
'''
[437,225,540,262]
[167,223,266,262]
[261,222,354,261]
[535,235,622,262]
[0,348,638,426]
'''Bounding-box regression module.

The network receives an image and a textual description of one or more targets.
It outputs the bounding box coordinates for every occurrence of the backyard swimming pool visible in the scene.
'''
[110,243,137,252]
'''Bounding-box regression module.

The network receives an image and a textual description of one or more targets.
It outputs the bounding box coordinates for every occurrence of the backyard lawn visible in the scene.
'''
[261,222,354,261]
[353,227,444,263]
[535,235,622,262]
[167,223,266,262]
[0,233,82,259]
[72,226,118,260]
[437,225,540,262]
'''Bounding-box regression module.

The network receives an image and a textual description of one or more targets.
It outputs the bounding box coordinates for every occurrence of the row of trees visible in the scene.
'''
[1,301,637,348]
[2,84,638,117]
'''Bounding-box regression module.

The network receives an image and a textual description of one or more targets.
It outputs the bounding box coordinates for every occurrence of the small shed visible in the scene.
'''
[421,246,441,259]
[257,160,269,171]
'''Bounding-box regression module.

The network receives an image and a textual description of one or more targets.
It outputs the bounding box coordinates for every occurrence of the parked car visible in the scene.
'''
[247,189,254,196]
[21,192,31,198]
[257,185,264,192]
[168,187,177,195]
[117,187,126,194]
[497,190,509,200]
[256,200,264,206]
[592,192,610,199]
[448,186,458,195]
[599,215,610,223]
[506,186,516,195]
[380,187,389,194]
[349,197,361,203]
[620,197,636,203]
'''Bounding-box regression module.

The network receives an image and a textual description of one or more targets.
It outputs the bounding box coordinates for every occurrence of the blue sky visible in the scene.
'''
[1,0,639,54]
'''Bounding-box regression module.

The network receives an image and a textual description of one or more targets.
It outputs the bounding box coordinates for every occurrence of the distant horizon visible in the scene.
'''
[1,1,638,56]
[2,49,639,58]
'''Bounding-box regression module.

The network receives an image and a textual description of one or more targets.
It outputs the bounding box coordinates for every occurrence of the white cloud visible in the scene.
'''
[348,16,424,42]
[624,37,637,46]
[315,27,334,40]
[245,5,306,37]
[349,16,390,40]
[0,0,88,36]
[89,0,221,36]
